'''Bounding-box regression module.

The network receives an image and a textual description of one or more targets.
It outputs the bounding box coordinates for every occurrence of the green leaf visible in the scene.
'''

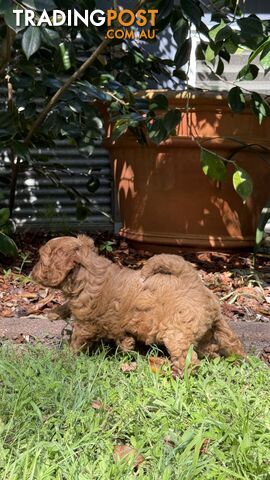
[0,0,12,14]
[209,20,225,41]
[59,42,71,70]
[76,201,89,221]
[171,16,189,46]
[111,113,141,140]
[236,64,259,81]
[86,175,100,194]
[251,92,270,124]
[255,200,270,248]
[21,0,56,9]
[173,68,187,81]
[0,111,14,129]
[215,25,232,42]
[112,119,129,141]
[260,43,270,70]
[180,0,202,28]
[237,15,264,49]
[79,144,95,157]
[216,58,224,76]
[248,37,270,63]
[11,140,29,159]
[219,48,230,63]
[233,167,253,201]
[205,44,216,64]
[238,15,263,36]
[147,119,167,144]
[0,208,10,227]
[224,37,238,54]
[78,81,111,102]
[174,38,192,68]
[200,148,227,182]
[163,109,181,134]
[209,20,232,42]
[0,111,16,138]
[4,5,26,31]
[0,232,18,257]
[41,28,61,48]
[1,218,16,235]
[228,87,245,113]
[22,26,41,59]
[149,94,168,111]
[156,0,174,21]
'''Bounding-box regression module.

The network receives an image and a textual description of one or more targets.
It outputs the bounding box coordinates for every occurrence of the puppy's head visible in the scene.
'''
[31,235,96,288]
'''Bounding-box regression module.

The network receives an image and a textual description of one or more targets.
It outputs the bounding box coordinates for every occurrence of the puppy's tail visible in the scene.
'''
[213,316,246,357]
[141,254,187,280]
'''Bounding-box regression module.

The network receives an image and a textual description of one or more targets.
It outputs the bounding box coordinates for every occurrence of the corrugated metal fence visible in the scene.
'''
[0,142,114,233]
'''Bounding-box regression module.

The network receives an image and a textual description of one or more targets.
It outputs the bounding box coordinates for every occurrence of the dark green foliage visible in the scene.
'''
[0,208,17,257]
[0,0,269,225]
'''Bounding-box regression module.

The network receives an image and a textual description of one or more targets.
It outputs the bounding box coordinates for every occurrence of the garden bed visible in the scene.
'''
[0,233,269,362]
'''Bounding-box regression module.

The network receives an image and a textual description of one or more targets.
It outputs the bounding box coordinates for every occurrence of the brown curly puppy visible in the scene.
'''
[32,235,245,376]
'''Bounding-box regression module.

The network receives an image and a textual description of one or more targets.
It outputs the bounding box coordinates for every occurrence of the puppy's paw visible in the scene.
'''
[47,311,62,321]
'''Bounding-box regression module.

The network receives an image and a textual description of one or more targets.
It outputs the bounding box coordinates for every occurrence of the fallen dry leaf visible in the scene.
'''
[1,309,13,317]
[14,333,32,344]
[200,438,210,455]
[113,445,145,468]
[91,400,103,410]
[27,292,57,314]
[164,435,176,448]
[17,292,39,300]
[38,289,49,299]
[222,302,245,317]
[148,356,169,373]
[120,362,137,373]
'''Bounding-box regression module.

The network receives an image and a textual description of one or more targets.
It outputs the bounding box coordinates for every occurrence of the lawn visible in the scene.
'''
[0,346,269,480]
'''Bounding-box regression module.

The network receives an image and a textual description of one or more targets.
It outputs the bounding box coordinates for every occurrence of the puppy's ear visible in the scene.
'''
[32,243,78,287]
[49,247,77,286]
[77,235,97,253]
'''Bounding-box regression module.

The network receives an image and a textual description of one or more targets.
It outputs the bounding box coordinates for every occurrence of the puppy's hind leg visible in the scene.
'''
[213,316,246,358]
[163,332,200,378]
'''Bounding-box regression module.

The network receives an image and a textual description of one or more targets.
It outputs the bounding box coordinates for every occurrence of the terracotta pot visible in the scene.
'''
[106,91,270,250]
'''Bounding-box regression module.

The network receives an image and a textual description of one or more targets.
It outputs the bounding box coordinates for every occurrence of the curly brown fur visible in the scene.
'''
[32,235,245,376]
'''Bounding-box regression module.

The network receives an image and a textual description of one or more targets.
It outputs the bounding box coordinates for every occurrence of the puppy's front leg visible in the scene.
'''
[47,301,71,321]
[70,322,98,353]
[117,335,136,352]
[164,333,200,378]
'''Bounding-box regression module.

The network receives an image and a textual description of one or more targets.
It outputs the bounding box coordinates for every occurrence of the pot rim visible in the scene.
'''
[135,89,270,106]
[138,89,228,100]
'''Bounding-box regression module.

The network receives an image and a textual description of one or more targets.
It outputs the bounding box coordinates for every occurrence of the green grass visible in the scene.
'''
[0,346,269,480]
